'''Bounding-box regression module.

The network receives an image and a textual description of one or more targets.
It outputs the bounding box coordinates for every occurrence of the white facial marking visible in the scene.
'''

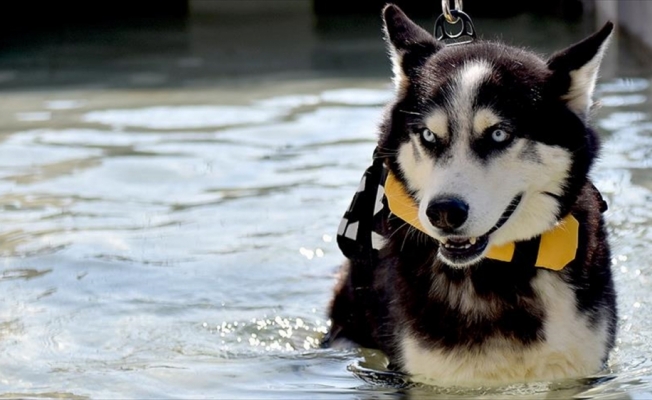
[413,138,571,248]
[424,109,448,140]
[400,271,609,385]
[398,136,571,252]
[490,142,571,246]
[397,135,433,198]
[473,108,501,136]
[449,61,493,136]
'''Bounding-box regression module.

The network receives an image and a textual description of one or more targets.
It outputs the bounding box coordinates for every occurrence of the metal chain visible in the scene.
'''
[441,0,463,23]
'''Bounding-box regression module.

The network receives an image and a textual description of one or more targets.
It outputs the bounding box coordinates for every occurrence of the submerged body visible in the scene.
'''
[325,5,617,386]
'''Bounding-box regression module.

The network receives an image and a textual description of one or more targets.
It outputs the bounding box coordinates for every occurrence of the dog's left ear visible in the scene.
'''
[383,4,443,92]
[547,22,614,118]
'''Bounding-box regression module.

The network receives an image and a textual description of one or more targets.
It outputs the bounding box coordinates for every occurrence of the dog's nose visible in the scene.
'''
[426,197,469,231]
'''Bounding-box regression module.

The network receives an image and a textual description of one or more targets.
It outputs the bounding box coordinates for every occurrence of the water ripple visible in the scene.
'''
[0,74,650,398]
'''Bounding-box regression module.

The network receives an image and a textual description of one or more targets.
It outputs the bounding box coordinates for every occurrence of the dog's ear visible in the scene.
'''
[547,22,614,118]
[383,4,442,92]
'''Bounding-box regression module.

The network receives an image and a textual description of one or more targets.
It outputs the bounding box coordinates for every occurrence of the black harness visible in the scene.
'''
[336,152,389,265]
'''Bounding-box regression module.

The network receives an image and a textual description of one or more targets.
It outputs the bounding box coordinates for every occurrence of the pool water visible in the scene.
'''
[1,8,652,399]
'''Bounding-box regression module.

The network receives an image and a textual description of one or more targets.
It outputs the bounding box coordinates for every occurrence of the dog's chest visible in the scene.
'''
[397,271,609,385]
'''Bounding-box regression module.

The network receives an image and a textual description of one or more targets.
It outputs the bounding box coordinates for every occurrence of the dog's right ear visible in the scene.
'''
[383,4,442,92]
[546,22,614,119]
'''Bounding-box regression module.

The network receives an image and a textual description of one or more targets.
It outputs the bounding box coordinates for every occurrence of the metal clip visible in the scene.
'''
[434,0,476,45]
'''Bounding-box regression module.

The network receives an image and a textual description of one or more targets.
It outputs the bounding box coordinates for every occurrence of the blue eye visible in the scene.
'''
[421,128,437,143]
[491,129,509,143]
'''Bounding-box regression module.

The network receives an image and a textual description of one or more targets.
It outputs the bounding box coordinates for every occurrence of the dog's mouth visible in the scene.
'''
[438,194,523,266]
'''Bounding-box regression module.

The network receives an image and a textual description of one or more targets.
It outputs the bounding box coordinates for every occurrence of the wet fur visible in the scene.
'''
[325,5,617,386]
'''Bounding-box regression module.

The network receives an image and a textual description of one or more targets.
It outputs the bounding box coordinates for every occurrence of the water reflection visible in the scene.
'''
[0,10,651,399]
[0,75,649,398]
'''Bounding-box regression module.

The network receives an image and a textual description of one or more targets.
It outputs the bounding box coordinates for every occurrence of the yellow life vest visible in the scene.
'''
[384,171,578,271]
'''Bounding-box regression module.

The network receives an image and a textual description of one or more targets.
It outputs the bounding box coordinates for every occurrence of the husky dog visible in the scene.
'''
[324,4,617,385]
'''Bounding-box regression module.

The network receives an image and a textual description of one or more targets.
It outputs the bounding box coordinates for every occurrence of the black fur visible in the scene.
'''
[325,4,617,382]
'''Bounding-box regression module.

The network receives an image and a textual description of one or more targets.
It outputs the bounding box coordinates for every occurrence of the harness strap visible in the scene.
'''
[336,152,388,266]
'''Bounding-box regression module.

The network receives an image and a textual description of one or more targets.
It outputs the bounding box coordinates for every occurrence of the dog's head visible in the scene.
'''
[379,5,613,267]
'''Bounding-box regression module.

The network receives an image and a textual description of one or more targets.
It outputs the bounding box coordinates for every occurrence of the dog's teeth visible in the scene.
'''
[469,237,477,245]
